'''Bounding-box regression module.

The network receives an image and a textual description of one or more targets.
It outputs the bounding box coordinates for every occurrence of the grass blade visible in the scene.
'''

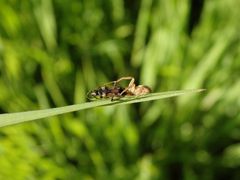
[0,89,205,128]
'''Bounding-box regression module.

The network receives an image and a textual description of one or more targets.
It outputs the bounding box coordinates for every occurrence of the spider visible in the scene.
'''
[87,76,151,101]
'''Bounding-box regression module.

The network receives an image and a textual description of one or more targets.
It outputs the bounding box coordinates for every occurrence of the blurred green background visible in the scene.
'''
[0,0,240,179]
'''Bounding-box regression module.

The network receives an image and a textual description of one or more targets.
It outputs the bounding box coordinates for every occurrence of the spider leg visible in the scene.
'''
[105,76,135,89]
[102,81,115,87]
[118,77,136,96]
[115,76,135,84]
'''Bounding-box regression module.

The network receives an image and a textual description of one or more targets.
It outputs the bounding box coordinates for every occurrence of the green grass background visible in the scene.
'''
[0,0,239,179]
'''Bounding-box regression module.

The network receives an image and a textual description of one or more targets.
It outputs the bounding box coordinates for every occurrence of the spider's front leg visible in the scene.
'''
[118,77,136,96]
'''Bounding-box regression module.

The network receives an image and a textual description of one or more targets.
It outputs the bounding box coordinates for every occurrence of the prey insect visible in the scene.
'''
[87,76,152,101]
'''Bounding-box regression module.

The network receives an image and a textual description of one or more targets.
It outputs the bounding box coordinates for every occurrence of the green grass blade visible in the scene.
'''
[0,89,205,128]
